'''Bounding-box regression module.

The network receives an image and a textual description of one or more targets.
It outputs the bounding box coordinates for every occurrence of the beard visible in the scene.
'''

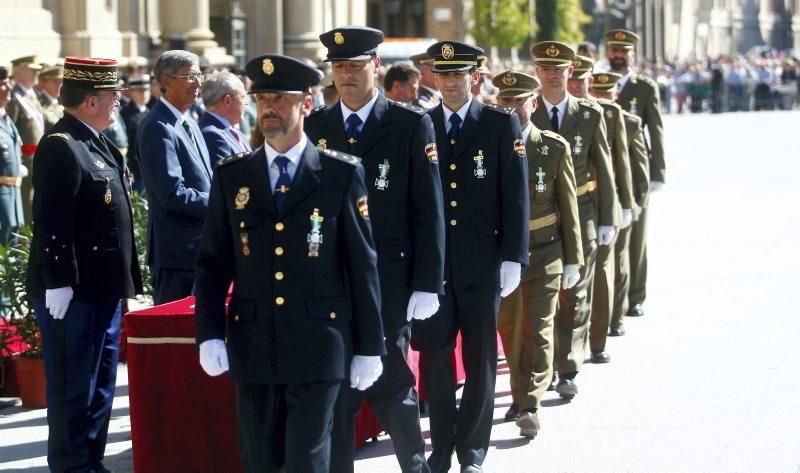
[259,113,289,138]
[610,57,629,71]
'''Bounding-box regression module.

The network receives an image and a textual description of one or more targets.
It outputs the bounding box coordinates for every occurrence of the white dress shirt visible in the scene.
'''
[617,69,634,91]
[442,97,473,134]
[263,134,308,191]
[160,97,192,125]
[541,95,568,130]
[340,91,380,134]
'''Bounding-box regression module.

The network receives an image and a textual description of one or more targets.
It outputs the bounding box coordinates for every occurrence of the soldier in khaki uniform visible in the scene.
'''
[494,70,582,438]
[530,41,618,399]
[566,56,634,362]
[6,55,45,224]
[35,64,64,132]
[590,72,650,335]
[605,29,665,319]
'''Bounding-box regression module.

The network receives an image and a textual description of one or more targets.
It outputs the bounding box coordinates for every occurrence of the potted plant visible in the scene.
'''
[0,226,47,408]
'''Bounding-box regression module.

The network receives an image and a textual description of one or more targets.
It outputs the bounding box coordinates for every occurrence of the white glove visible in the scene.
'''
[649,181,664,193]
[199,339,229,376]
[350,355,383,391]
[597,226,616,246]
[499,261,521,298]
[621,209,633,229]
[45,286,73,320]
[406,291,440,321]
[562,264,581,289]
[19,164,29,178]
[634,205,643,220]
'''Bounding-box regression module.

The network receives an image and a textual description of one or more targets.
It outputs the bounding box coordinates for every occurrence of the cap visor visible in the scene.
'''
[324,54,374,62]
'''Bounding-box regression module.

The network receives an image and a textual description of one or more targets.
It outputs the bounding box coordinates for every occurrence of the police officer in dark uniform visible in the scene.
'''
[26,56,142,473]
[194,54,386,473]
[411,41,529,473]
[305,26,445,473]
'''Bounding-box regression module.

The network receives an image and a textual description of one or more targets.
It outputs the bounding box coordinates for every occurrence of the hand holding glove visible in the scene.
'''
[561,264,581,290]
[649,181,664,193]
[350,355,383,391]
[45,286,73,319]
[499,261,521,298]
[597,226,616,246]
[621,209,633,229]
[199,339,229,376]
[406,291,440,321]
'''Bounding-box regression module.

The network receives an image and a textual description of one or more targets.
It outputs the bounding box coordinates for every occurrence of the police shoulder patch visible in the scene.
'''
[217,151,250,168]
[484,102,514,115]
[322,148,360,166]
[47,132,70,142]
[392,100,425,115]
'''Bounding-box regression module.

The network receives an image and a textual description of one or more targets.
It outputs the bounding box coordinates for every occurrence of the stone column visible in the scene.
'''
[241,0,283,56]
[0,0,61,64]
[58,0,125,58]
[160,0,232,65]
[678,0,697,59]
[793,0,800,50]
[283,0,327,59]
[709,0,733,56]
[759,0,776,44]
[118,0,155,67]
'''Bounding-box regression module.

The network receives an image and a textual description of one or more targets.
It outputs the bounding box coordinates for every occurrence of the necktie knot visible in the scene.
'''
[449,113,462,129]
[448,113,462,142]
[274,155,290,173]
[346,113,362,130]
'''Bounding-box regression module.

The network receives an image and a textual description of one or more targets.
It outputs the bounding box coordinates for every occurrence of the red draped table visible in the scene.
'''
[125,297,476,473]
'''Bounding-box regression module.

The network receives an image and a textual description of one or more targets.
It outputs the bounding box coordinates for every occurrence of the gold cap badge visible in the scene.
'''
[262,59,274,76]
[545,46,559,57]
[615,31,626,40]
[598,75,609,83]
[334,32,345,45]
[501,73,516,86]
[442,44,454,60]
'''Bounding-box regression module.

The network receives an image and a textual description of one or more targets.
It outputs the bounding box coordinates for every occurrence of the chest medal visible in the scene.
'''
[536,167,546,193]
[307,208,324,257]
[473,150,486,179]
[375,159,390,190]
[573,135,583,155]
[103,177,112,205]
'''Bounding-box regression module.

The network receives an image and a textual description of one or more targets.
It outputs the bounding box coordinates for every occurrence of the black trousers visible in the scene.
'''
[34,298,121,473]
[411,282,501,467]
[330,324,429,473]
[235,380,339,473]
[151,267,195,305]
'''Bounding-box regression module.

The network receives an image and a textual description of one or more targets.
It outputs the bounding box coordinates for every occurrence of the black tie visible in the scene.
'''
[550,106,559,132]
[345,114,362,150]
[273,155,291,211]
[447,113,462,145]
[182,120,202,155]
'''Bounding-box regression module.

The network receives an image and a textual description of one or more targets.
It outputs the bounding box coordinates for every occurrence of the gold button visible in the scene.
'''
[92,246,98,251]
[400,252,405,257]
[234,315,239,321]
[240,221,245,229]
[450,219,457,226]
[494,230,499,235]
[275,272,284,280]
[450,201,457,207]
[275,222,285,231]
[275,296,285,305]
[450,182,457,189]
[329,312,336,320]
[450,164,456,171]
[275,247,284,256]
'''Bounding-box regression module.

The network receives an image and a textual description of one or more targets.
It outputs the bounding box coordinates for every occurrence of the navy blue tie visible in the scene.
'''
[447,113,461,145]
[273,155,291,211]
[345,114,362,149]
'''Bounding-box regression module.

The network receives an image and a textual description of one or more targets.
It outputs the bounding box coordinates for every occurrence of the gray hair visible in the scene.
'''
[153,50,200,91]
[201,71,244,107]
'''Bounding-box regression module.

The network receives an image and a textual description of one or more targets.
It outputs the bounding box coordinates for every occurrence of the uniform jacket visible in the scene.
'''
[616,73,665,183]
[523,126,583,281]
[0,114,23,241]
[305,94,445,335]
[596,98,634,212]
[532,95,617,243]
[35,90,64,133]
[137,99,213,270]
[428,100,529,287]
[195,143,385,384]
[7,85,44,156]
[622,111,650,211]
[198,111,251,167]
[26,113,143,301]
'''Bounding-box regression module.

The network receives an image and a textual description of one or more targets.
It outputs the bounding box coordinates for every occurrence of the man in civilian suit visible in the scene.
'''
[137,50,213,304]
[199,71,251,167]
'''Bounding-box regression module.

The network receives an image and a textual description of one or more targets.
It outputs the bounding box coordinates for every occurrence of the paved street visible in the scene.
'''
[3,110,800,472]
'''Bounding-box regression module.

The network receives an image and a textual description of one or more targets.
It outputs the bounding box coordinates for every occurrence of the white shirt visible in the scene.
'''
[521,122,533,143]
[617,69,634,91]
[264,134,308,191]
[160,97,192,125]
[340,91,380,134]
[541,95,568,130]
[442,97,472,135]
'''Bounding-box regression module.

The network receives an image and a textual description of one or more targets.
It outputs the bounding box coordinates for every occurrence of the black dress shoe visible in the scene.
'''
[627,303,645,317]
[461,464,483,473]
[591,351,611,363]
[609,326,625,336]
[504,403,519,421]
[427,448,454,473]
[556,378,578,399]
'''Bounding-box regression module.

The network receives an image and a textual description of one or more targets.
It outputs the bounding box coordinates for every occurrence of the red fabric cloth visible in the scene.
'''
[0,318,29,356]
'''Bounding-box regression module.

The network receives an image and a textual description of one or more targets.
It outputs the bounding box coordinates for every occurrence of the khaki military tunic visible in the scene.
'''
[616,73,665,183]
[36,90,64,133]
[498,126,583,411]
[6,84,44,223]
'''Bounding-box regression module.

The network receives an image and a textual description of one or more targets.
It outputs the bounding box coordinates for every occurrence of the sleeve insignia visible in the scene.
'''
[357,195,369,220]
[513,139,526,157]
[425,143,439,164]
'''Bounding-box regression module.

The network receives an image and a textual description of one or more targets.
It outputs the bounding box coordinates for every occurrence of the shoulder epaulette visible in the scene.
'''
[310,105,327,114]
[578,99,603,114]
[484,102,514,115]
[321,148,360,166]
[217,151,250,168]
[391,100,425,115]
[47,132,70,142]
[541,129,569,149]
[622,110,642,123]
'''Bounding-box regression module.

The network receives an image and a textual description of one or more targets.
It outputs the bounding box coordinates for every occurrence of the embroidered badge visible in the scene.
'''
[307,208,324,257]
[94,160,105,169]
[317,138,327,150]
[375,159,390,190]
[262,58,275,76]
[357,195,369,220]
[582,111,590,119]
[501,73,517,86]
[513,139,526,157]
[573,135,583,155]
[425,143,439,164]
[235,187,250,210]
[442,44,454,60]
[540,144,549,156]
[473,150,487,179]
[334,32,345,45]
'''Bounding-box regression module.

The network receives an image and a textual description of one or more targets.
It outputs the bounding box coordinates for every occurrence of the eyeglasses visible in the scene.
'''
[170,73,205,84]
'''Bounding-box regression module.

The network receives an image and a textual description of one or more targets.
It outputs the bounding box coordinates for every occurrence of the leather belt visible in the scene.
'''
[529,212,558,231]
[0,176,22,187]
[576,180,597,197]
